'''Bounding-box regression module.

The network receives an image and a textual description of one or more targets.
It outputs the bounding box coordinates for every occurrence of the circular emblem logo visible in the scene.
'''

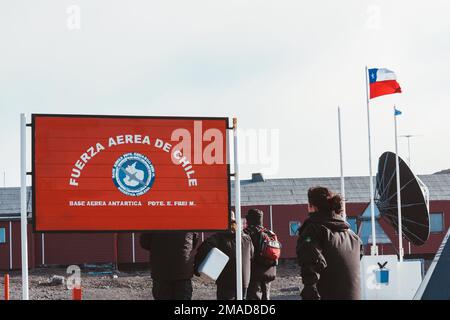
[112,152,155,196]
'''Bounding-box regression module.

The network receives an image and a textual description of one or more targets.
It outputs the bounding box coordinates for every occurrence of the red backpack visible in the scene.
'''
[251,226,282,266]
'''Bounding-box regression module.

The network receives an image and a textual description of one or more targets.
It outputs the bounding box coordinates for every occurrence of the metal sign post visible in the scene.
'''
[20,113,29,300]
[233,118,243,300]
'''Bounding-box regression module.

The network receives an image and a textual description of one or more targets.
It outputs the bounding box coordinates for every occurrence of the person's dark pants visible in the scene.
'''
[247,280,271,300]
[216,287,248,300]
[152,279,193,300]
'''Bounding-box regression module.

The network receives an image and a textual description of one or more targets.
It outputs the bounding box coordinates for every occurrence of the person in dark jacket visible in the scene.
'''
[244,209,277,300]
[194,212,254,300]
[140,232,199,300]
[296,186,361,300]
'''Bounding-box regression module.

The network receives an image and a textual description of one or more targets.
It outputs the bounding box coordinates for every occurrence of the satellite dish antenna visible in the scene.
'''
[375,151,430,245]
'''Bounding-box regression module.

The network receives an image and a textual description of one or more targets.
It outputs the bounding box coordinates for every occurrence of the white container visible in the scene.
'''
[197,247,229,281]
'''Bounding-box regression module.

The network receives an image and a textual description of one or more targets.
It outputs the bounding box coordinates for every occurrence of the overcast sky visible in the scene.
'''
[1,0,450,186]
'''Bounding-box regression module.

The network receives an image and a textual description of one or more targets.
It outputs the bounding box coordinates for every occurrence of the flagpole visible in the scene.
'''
[394,107,404,262]
[337,106,346,218]
[365,66,378,255]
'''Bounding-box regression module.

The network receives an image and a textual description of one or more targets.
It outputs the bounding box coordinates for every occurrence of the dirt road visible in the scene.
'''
[0,260,302,300]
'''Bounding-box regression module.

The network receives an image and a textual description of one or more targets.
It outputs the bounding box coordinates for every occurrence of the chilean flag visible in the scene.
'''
[368,68,402,99]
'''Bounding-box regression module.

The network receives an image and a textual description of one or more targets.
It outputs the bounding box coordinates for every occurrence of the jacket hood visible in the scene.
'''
[306,210,350,232]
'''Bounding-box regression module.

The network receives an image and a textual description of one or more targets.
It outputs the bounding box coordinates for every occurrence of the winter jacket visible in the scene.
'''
[296,210,361,300]
[140,232,199,281]
[194,231,254,292]
[244,224,277,282]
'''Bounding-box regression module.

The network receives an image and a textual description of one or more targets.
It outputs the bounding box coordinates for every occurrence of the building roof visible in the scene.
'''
[0,187,32,219]
[233,174,450,206]
[1,173,450,218]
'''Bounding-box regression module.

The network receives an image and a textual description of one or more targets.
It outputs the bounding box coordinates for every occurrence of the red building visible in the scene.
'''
[1,173,449,270]
[0,188,149,270]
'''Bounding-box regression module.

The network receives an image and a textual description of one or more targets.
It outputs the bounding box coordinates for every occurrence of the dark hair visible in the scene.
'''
[307,186,343,214]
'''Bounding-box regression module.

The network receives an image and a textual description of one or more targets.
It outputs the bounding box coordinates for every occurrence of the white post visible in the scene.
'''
[41,234,45,265]
[9,221,13,270]
[365,66,378,255]
[269,205,273,230]
[338,107,346,218]
[233,118,243,300]
[20,113,29,300]
[131,233,136,263]
[406,136,411,255]
[394,107,404,262]
[407,136,412,168]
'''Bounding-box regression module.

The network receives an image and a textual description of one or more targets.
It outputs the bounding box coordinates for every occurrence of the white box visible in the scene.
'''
[361,255,399,300]
[360,255,423,300]
[397,260,423,300]
[198,247,229,281]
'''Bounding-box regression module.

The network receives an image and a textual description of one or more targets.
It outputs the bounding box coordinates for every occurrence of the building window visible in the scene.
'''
[0,228,5,244]
[430,212,444,233]
[347,217,358,233]
[289,221,301,236]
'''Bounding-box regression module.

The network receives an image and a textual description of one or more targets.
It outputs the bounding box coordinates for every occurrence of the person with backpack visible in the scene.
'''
[244,208,280,300]
[194,211,254,300]
[139,232,199,300]
[296,186,361,300]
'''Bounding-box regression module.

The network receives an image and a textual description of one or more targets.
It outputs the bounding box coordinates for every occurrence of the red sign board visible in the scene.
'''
[32,115,230,232]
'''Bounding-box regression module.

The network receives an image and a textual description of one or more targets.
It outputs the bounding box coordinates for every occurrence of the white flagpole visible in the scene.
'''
[337,107,346,218]
[20,113,29,300]
[394,107,404,262]
[233,117,243,300]
[365,66,378,255]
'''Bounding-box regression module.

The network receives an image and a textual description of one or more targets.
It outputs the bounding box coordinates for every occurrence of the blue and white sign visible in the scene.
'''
[289,221,301,236]
[0,228,5,244]
[112,152,156,197]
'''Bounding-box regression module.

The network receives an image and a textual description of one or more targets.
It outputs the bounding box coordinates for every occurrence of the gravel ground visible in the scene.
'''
[0,260,303,300]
